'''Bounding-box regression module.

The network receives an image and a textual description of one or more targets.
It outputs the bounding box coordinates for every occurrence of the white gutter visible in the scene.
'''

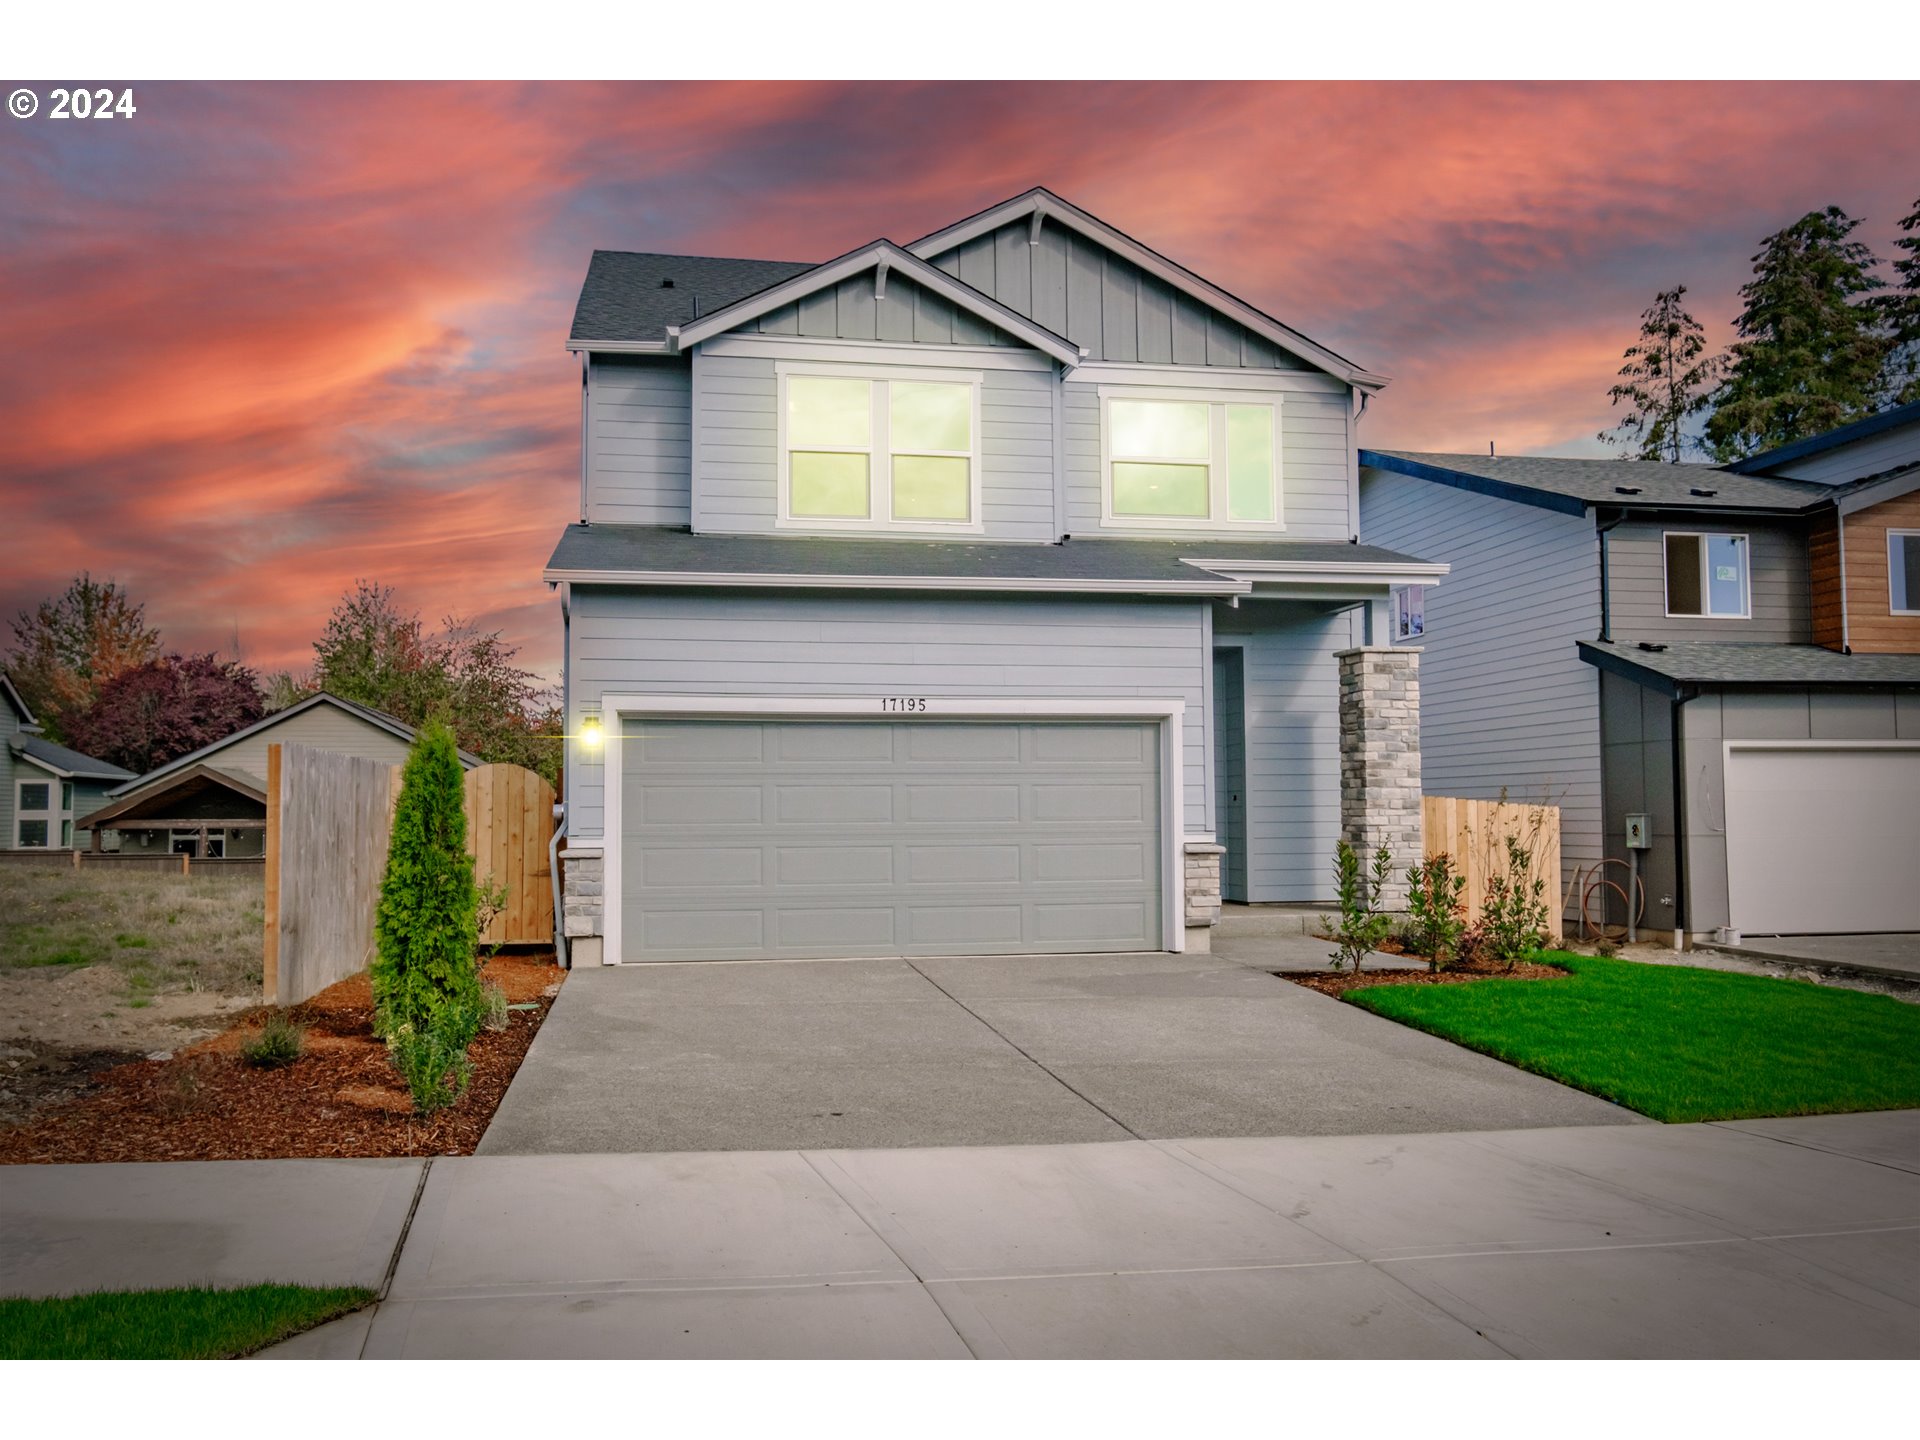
[542,568,1249,596]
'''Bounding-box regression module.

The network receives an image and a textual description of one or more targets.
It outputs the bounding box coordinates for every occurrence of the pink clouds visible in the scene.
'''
[0,81,1914,682]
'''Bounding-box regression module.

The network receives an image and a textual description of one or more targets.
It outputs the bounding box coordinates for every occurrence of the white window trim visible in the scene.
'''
[590,694,1187,967]
[1391,584,1426,642]
[774,360,986,535]
[1889,528,1920,616]
[1662,530,1752,620]
[1096,386,1285,532]
[15,774,68,848]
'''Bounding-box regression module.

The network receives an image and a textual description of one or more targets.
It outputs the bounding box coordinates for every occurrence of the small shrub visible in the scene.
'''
[1405,852,1469,972]
[241,1011,305,1069]
[1327,840,1394,973]
[387,1004,479,1114]
[1479,835,1551,970]
[479,981,509,1034]
[475,878,510,960]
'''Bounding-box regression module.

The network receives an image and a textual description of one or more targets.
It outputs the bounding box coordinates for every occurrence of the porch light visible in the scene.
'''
[579,713,603,750]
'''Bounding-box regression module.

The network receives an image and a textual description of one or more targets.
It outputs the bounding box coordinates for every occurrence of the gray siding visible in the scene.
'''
[0,704,16,846]
[564,588,1210,841]
[690,352,1057,541]
[1212,602,1357,902]
[928,221,1307,370]
[1063,379,1355,542]
[1606,518,1810,644]
[1598,671,1681,935]
[587,356,692,526]
[1761,421,1920,485]
[1675,688,1920,935]
[1359,469,1604,906]
[746,272,1021,348]
[117,704,419,802]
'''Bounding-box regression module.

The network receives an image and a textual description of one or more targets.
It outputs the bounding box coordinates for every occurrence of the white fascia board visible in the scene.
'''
[543,567,1248,596]
[11,749,70,780]
[908,192,1388,392]
[1836,467,1920,517]
[699,333,1052,372]
[565,339,672,355]
[668,241,1082,367]
[1071,363,1347,394]
[1181,558,1449,586]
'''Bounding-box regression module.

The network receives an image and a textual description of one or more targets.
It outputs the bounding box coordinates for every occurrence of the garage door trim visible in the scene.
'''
[594,694,1187,964]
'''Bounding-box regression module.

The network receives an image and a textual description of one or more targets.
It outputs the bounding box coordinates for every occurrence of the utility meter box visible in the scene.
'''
[1625,813,1652,850]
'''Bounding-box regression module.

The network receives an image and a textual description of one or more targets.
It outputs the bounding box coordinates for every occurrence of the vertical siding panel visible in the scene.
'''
[949,306,993,346]
[1064,234,1105,356]
[958,235,996,295]
[757,302,799,336]
[931,251,962,278]
[1101,256,1139,363]
[1242,331,1283,369]
[1136,274,1174,365]
[1031,225,1070,336]
[834,276,877,340]
[1170,292,1209,365]
[875,286,916,342]
[1206,313,1244,366]
[914,288,955,345]
[795,287,837,338]
[993,223,1032,317]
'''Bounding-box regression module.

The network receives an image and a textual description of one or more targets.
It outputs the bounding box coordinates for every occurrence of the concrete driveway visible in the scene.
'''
[478,943,1635,1155]
[1709,932,1920,982]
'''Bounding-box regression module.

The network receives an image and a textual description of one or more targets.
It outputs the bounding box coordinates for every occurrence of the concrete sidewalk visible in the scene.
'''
[263,1109,1919,1359]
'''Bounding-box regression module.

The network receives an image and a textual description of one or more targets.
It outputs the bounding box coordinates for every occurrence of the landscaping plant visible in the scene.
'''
[1325,840,1394,973]
[1476,834,1551,970]
[479,979,510,1034]
[1405,852,1468,972]
[240,1010,305,1069]
[386,1004,479,1114]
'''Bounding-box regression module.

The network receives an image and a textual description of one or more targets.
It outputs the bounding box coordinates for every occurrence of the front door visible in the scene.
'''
[1212,649,1248,903]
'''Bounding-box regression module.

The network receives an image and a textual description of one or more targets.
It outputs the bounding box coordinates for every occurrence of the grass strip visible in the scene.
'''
[0,1283,375,1359]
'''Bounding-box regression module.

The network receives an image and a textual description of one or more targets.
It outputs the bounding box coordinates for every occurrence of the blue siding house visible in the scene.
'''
[2,673,135,849]
[550,189,1445,965]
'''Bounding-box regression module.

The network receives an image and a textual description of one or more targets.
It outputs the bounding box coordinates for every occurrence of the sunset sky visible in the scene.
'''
[2,80,1917,685]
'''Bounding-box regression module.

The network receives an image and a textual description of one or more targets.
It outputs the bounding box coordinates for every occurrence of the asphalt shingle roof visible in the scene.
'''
[10,734,134,780]
[545,524,1432,589]
[570,252,816,343]
[1362,450,1831,513]
[1579,640,1920,689]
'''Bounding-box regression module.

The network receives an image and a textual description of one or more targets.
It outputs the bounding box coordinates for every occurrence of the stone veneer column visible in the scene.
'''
[1337,646,1422,911]
[1183,841,1224,952]
[561,847,604,965]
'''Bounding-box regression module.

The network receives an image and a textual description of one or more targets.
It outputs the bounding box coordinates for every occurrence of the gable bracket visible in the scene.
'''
[873,258,889,301]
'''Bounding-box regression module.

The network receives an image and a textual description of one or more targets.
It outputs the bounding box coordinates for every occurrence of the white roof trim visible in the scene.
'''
[565,338,672,355]
[542,566,1247,596]
[1182,558,1449,585]
[1836,465,1920,517]
[665,240,1084,367]
[908,190,1388,392]
[1,673,34,726]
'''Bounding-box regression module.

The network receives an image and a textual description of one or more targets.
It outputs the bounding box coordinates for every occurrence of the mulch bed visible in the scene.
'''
[1285,954,1572,998]
[0,952,562,1165]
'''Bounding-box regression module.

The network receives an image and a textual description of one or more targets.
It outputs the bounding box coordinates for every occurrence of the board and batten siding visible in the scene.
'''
[586,355,693,526]
[1212,602,1358,901]
[690,351,1057,541]
[926,220,1308,370]
[563,588,1210,841]
[745,271,1023,349]
[1063,380,1355,542]
[1606,518,1810,644]
[1359,468,1604,906]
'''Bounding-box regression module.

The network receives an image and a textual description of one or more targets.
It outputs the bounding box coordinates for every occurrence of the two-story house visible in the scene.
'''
[1359,399,1920,943]
[2,672,135,849]
[548,188,1446,965]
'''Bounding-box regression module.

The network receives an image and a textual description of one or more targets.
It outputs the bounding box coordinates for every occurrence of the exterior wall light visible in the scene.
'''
[579,713,603,750]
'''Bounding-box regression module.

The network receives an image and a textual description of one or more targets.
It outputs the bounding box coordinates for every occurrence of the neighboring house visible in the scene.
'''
[1359,399,1920,941]
[550,187,1445,965]
[2,673,136,849]
[84,692,481,858]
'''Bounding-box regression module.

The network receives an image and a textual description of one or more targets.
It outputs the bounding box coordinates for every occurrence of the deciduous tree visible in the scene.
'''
[1598,286,1723,462]
[64,654,265,775]
[4,575,160,741]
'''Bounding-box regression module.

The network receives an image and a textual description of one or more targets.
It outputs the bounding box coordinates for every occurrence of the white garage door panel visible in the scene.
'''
[620,718,1164,961]
[1724,745,1920,935]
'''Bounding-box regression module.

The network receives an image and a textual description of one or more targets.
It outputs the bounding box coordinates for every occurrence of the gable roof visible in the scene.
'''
[1579,639,1920,694]
[105,691,481,797]
[569,251,815,349]
[908,188,1387,392]
[1,672,33,727]
[9,733,135,782]
[1726,400,1920,475]
[1360,449,1831,516]
[80,763,266,830]
[663,239,1084,366]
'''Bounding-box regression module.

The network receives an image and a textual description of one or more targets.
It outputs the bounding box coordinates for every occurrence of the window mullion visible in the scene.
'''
[874,381,890,525]
[1209,404,1227,521]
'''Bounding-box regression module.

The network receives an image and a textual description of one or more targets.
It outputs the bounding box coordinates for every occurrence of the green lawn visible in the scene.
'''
[1346,953,1920,1123]
[0,1284,374,1359]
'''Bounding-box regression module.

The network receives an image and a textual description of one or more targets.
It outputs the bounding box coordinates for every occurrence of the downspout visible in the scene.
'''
[1596,508,1626,642]
[1051,360,1069,539]
[579,353,590,524]
[1669,689,1691,950]
[551,581,572,967]
[1835,506,1852,653]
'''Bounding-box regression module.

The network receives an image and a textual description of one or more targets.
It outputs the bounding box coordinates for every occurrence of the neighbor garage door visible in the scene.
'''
[1723,743,1920,934]
[617,719,1164,961]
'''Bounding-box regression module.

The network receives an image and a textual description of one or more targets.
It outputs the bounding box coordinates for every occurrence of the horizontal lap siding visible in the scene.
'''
[692,352,1057,541]
[566,589,1209,840]
[1214,604,1355,901]
[1842,490,1920,652]
[1359,470,1603,901]
[1764,424,1920,485]
[588,357,692,525]
[1607,518,1810,643]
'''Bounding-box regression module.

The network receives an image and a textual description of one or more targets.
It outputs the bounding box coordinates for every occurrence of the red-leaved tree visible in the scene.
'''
[65,654,265,776]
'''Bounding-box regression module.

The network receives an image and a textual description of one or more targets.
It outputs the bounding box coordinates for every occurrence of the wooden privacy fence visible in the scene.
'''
[1422,796,1563,942]
[264,743,556,1005]
[0,850,262,876]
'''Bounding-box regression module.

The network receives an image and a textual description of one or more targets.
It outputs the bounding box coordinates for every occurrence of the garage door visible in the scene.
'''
[1724,744,1920,934]
[617,719,1164,961]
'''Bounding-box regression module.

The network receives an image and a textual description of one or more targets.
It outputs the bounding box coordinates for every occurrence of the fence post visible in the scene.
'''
[263,742,281,1004]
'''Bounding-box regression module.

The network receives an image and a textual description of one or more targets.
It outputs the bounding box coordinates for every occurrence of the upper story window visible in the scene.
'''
[15,778,54,848]
[1100,390,1280,530]
[777,365,982,532]
[1890,530,1920,615]
[1664,532,1750,618]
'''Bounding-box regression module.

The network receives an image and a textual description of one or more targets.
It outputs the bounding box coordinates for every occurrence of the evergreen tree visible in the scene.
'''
[371,719,481,1038]
[1882,193,1920,406]
[1705,207,1889,461]
[1598,286,1723,462]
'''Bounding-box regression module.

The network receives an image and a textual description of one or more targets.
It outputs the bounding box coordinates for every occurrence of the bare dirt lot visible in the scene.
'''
[0,866,264,1124]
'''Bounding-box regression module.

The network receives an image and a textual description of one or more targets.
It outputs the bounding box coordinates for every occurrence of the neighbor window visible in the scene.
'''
[1392,585,1426,641]
[780,368,979,529]
[1664,532,1750,618]
[18,782,49,813]
[17,820,48,848]
[1891,530,1920,615]
[1102,392,1279,528]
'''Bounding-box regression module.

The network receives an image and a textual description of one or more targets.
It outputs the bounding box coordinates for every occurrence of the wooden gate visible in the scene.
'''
[465,764,557,946]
